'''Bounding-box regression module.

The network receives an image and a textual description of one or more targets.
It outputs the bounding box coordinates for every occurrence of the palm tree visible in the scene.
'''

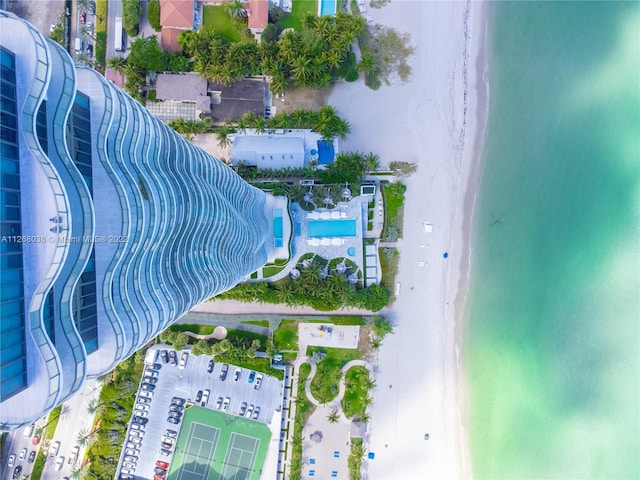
[86,398,105,416]
[363,152,380,174]
[76,427,93,447]
[327,409,340,423]
[107,56,128,74]
[70,462,91,479]
[358,53,378,77]
[75,52,94,67]
[78,25,95,41]
[225,0,246,20]
[291,56,313,85]
[216,125,235,148]
[76,0,92,13]
[269,71,288,94]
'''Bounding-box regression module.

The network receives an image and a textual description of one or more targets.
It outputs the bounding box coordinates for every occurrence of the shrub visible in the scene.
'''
[147,0,161,31]
[122,0,141,37]
[95,31,107,68]
[344,69,359,82]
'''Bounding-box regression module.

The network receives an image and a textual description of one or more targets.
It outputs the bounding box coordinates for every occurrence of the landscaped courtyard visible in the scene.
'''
[202,5,252,42]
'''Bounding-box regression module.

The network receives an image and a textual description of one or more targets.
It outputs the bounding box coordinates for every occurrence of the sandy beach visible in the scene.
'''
[194,1,489,477]
[325,1,489,478]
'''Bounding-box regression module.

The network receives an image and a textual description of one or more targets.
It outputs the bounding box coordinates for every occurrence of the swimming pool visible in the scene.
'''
[307,219,356,238]
[319,0,337,17]
[317,140,334,165]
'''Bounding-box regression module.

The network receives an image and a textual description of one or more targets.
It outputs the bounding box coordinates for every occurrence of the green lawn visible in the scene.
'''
[214,354,285,380]
[202,5,250,42]
[226,329,269,348]
[382,182,406,240]
[169,323,215,335]
[341,365,370,417]
[307,346,362,403]
[241,320,270,327]
[379,247,399,299]
[290,363,315,479]
[273,320,299,350]
[277,0,318,31]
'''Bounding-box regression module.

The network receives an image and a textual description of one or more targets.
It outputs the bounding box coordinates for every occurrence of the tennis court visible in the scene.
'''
[168,406,271,480]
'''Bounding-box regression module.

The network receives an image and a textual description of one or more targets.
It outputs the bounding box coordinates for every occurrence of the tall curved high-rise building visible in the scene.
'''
[0,12,277,430]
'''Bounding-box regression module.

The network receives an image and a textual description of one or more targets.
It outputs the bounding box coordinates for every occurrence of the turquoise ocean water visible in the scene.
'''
[466,2,640,478]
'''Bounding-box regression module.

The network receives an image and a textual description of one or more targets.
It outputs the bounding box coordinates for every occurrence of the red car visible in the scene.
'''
[79,12,86,24]
[32,435,41,446]
[156,461,170,469]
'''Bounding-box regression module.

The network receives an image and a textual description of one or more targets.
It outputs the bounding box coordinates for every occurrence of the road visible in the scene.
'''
[106,0,122,60]
[40,379,101,480]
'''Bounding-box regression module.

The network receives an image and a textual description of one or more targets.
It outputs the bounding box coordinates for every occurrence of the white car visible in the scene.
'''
[178,352,188,369]
[55,456,65,471]
[128,436,142,444]
[201,389,210,406]
[134,403,149,411]
[139,390,153,399]
[131,424,144,431]
[50,441,61,457]
[215,397,223,410]
[245,404,254,418]
[19,448,27,461]
[125,448,139,456]
[222,397,230,411]
[144,369,159,378]
[254,374,263,390]
[234,369,242,381]
[129,430,143,438]
[7,454,15,467]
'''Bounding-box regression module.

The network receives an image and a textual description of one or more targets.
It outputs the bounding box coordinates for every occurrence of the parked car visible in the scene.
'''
[129,436,142,444]
[68,445,79,464]
[126,442,139,450]
[23,424,34,438]
[125,448,139,456]
[124,455,138,463]
[165,429,177,438]
[201,389,210,406]
[171,397,185,406]
[143,376,158,385]
[152,363,162,370]
[133,416,149,425]
[7,454,15,467]
[55,456,65,471]
[195,390,203,403]
[154,475,165,480]
[220,364,229,381]
[159,448,172,456]
[86,43,93,55]
[145,369,159,378]
[121,468,135,475]
[161,441,173,450]
[168,411,181,419]
[162,436,175,445]
[254,374,263,390]
[129,430,143,438]
[28,450,36,463]
[139,390,154,399]
[156,460,170,469]
[222,397,230,411]
[167,417,180,425]
[178,352,188,369]
[141,383,156,391]
[135,410,149,418]
[86,22,93,34]
[169,404,183,413]
[135,403,149,411]
[50,441,61,457]
[239,402,247,416]
[215,397,223,410]
[79,12,86,24]
[32,435,41,445]
[248,371,256,383]
[246,404,254,418]
[160,350,169,364]
[131,424,144,431]
[13,465,22,478]
[169,350,177,365]
[137,397,151,404]
[19,448,27,461]
[207,359,214,373]
[123,462,136,469]
[234,368,242,381]
[155,467,167,475]
[252,406,261,420]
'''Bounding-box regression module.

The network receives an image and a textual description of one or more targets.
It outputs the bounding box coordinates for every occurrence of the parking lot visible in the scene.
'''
[116,347,283,480]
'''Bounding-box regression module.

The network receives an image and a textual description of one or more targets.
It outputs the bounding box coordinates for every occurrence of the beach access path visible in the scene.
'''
[325,1,489,478]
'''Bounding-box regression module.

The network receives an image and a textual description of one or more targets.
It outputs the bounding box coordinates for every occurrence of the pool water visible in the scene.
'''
[319,0,337,16]
[347,247,356,256]
[317,140,334,165]
[307,219,356,238]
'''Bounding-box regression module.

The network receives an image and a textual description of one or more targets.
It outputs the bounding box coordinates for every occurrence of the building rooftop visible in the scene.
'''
[209,78,266,123]
[160,0,194,28]
[160,27,183,53]
[156,73,211,112]
[232,135,305,169]
[247,0,269,30]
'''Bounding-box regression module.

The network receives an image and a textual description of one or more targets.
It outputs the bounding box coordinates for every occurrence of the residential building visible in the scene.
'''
[0,12,278,430]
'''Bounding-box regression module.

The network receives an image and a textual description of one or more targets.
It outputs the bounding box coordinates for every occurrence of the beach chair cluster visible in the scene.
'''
[306,211,348,220]
[307,238,346,247]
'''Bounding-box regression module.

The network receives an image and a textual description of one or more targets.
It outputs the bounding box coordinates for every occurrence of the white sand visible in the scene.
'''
[325,1,489,478]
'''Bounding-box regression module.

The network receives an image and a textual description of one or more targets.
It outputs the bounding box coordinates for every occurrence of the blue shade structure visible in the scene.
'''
[0,12,272,430]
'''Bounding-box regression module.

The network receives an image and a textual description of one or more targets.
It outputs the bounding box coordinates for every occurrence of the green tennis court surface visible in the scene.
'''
[168,406,271,480]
